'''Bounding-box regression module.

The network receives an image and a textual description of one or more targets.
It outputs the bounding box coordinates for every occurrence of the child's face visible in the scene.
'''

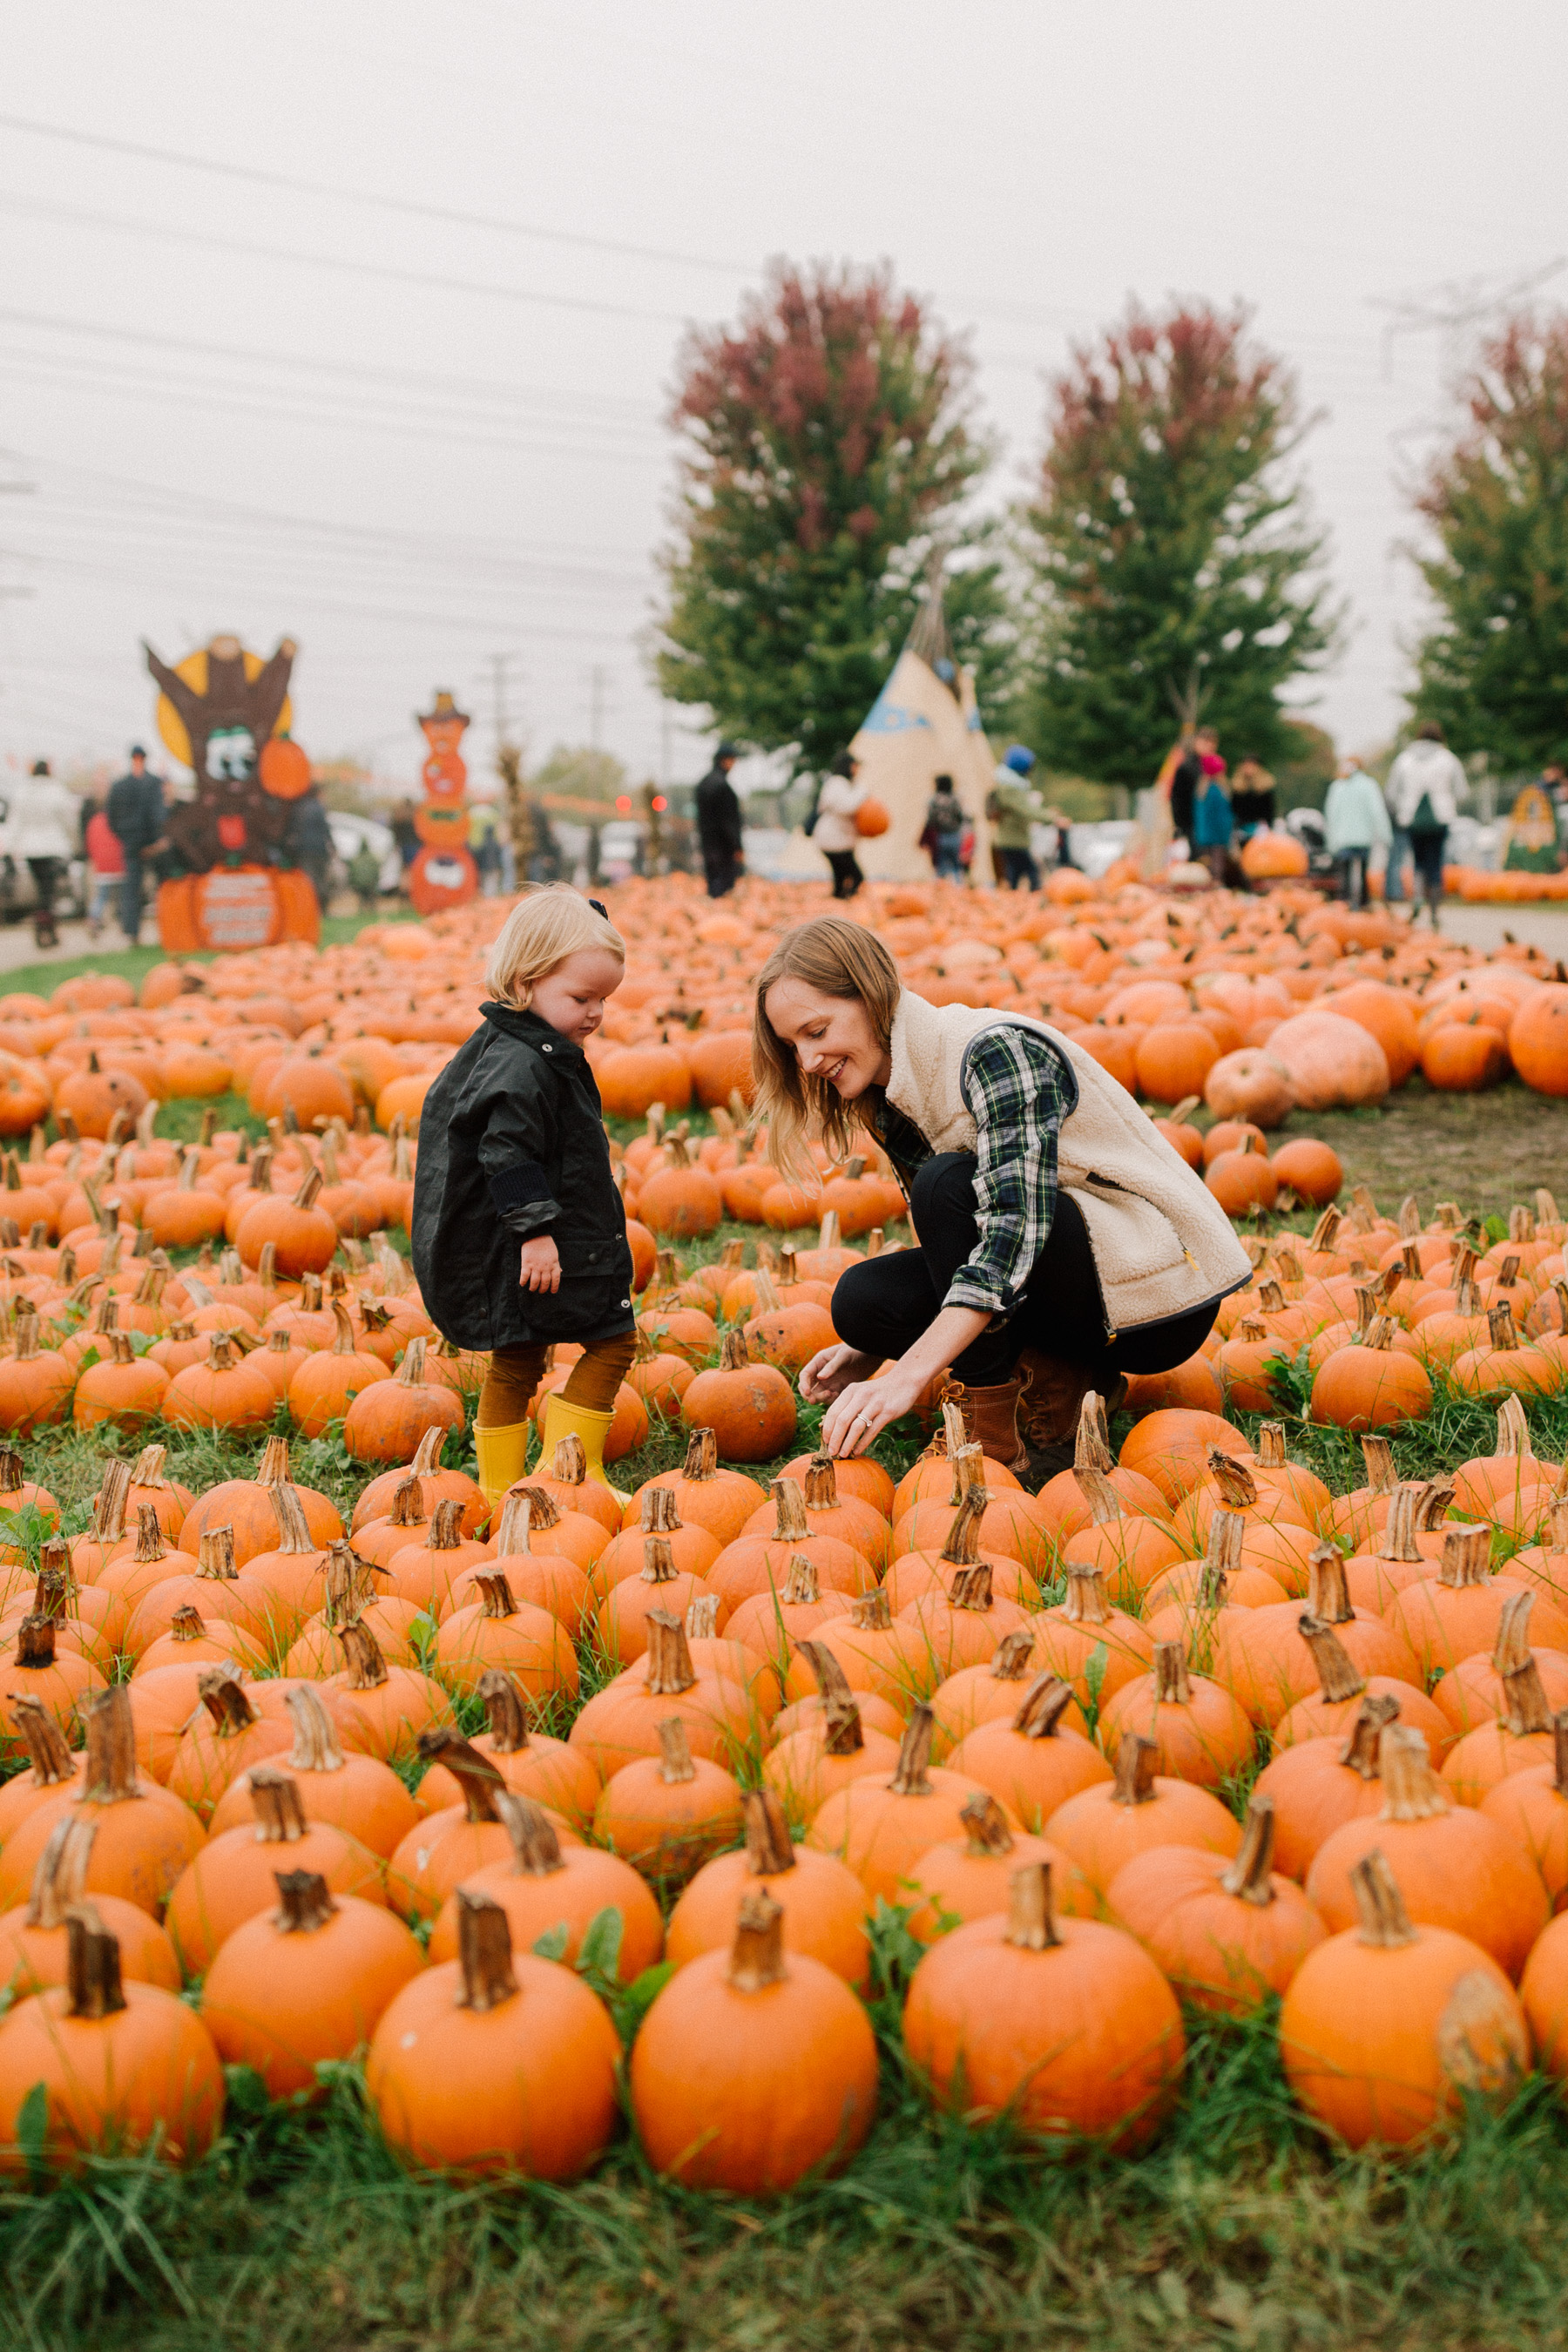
[530,949,624,1044]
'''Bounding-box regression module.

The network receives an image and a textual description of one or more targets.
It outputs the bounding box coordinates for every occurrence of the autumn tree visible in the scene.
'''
[1411,314,1568,767]
[1019,302,1341,788]
[654,262,1007,777]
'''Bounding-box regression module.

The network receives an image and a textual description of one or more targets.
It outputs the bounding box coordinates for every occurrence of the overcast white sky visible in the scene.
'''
[1,0,1563,797]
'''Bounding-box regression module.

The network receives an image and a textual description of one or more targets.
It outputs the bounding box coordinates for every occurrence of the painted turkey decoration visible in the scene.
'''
[144,633,321,950]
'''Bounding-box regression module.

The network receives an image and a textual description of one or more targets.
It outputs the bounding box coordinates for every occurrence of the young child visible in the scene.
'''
[412,887,637,1505]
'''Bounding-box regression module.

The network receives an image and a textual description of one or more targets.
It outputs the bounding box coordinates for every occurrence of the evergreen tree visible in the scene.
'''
[654,262,1006,777]
[1019,302,1341,788]
[1412,314,1568,767]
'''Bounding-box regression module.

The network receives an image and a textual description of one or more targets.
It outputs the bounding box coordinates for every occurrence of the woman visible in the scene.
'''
[923,775,965,881]
[812,751,868,899]
[1191,755,1233,884]
[754,919,1251,1483]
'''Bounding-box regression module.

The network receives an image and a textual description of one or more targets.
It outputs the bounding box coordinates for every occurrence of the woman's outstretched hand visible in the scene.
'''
[798,1343,877,1405]
[819,1367,925,1458]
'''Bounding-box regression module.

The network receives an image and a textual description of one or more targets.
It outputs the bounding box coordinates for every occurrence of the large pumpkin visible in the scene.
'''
[1510,984,1568,1098]
[1263,1012,1390,1110]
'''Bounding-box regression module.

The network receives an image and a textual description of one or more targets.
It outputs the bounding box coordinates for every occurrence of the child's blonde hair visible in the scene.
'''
[483,886,625,1009]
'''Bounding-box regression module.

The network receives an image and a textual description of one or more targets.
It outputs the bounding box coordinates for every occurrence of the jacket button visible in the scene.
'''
[542,1044,552,1052]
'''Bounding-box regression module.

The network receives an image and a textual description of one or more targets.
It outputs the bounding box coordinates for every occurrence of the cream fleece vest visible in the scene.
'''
[883,992,1253,1335]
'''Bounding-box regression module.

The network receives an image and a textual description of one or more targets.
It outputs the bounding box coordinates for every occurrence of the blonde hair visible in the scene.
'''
[483,886,625,1009]
[752,917,902,1179]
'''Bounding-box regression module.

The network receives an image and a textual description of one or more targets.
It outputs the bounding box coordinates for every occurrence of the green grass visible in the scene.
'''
[0,903,421,1004]
[6,1056,1568,2345]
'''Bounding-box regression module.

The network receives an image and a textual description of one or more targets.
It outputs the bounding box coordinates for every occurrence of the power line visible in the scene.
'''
[0,112,754,279]
[0,193,692,328]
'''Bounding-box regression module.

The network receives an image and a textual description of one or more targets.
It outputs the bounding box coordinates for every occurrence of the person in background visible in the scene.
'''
[989,745,1044,889]
[1323,755,1391,909]
[389,801,421,880]
[1384,721,1469,925]
[1228,753,1276,840]
[286,783,335,915]
[814,749,869,899]
[1191,748,1233,883]
[11,760,78,948]
[347,835,382,912]
[473,805,504,896]
[695,740,744,899]
[1168,726,1214,849]
[106,743,166,943]
[84,796,125,936]
[923,774,965,881]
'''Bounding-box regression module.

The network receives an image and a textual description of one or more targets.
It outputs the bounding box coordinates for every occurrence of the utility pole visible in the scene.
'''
[483,652,530,891]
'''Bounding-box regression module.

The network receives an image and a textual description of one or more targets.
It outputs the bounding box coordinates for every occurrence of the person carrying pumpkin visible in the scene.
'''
[754,918,1252,1485]
[412,888,638,1506]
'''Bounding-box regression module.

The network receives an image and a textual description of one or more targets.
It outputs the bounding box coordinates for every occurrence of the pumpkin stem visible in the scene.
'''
[272,1869,338,1933]
[64,1902,127,2018]
[24,1815,95,1930]
[492,1490,537,1558]
[684,1593,719,1641]
[335,1618,392,1691]
[395,1336,429,1388]
[657,1716,697,1785]
[1436,1524,1490,1590]
[1206,1450,1259,1510]
[801,1455,841,1510]
[508,1482,560,1536]
[741,1788,795,1876]
[1003,1861,1062,1953]
[1375,1484,1425,1565]
[888,1705,936,1796]
[1151,1641,1192,1706]
[1296,1612,1368,1704]
[323,1538,380,1626]
[455,1888,518,2011]
[386,1472,427,1531]
[848,1587,891,1632]
[1255,1421,1288,1468]
[639,1484,682,1535]
[267,1483,319,1558]
[197,1524,239,1581]
[1111,1732,1159,1807]
[247,1766,308,1842]
[1349,1848,1420,1949]
[717,1329,750,1374]
[424,1497,464,1554]
[93,1458,132,1544]
[165,1603,206,1645]
[9,1694,75,1788]
[768,1478,812,1544]
[474,1569,518,1621]
[781,1553,820,1607]
[1308,1205,1344,1253]
[948,1561,994,1614]
[642,1610,699,1695]
[477,1669,532,1753]
[1378,1724,1450,1820]
[417,1727,504,1821]
[727,1889,788,1992]
[0,1443,23,1497]
[681,1428,719,1483]
[1072,1463,1123,1529]
[1202,1510,1245,1585]
[1219,1794,1278,1906]
[990,1628,1037,1681]
[1333,1692,1399,1778]
[1071,1390,1112,1474]
[1306,1544,1354,1624]
[198,1666,259,1738]
[639,1535,679,1586]
[283,1684,347,1774]
[960,1791,1015,1857]
[946,1441,986,1505]
[79,1684,140,1804]
[937,1485,989,1569]
[494,1790,565,1878]
[548,1429,587,1485]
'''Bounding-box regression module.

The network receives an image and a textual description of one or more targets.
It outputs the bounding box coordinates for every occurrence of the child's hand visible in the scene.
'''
[517,1235,562,1293]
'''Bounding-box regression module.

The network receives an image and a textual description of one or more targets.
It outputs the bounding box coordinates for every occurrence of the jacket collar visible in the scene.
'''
[883,990,947,1124]
[480,1001,585,1064]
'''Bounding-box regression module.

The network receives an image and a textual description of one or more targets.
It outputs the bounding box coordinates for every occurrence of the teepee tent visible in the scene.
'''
[770,574,998,884]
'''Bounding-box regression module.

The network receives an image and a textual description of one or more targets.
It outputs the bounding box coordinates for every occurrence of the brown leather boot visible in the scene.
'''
[1014,1352,1126,1483]
[963,1379,1029,1477]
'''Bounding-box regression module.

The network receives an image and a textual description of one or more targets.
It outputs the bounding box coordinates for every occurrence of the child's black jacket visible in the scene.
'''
[410,1001,635,1351]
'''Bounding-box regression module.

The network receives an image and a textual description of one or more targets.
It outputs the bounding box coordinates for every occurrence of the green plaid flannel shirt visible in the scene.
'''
[868,1024,1078,1322]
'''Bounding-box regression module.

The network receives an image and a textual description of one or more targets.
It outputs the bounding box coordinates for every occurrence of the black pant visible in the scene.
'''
[1411,828,1446,905]
[831,1152,1220,1387]
[702,848,738,898]
[26,859,61,919]
[824,849,862,899]
[997,847,1038,890]
[1335,849,1369,909]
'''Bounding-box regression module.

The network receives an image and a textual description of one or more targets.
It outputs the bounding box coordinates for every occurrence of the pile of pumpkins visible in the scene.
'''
[4,1284,1568,2183]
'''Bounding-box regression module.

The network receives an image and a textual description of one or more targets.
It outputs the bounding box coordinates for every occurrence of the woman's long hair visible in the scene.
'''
[751,917,902,1179]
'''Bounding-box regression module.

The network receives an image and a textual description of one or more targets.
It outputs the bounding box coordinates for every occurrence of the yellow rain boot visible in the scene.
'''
[538,1390,626,1499]
[473,1420,531,1511]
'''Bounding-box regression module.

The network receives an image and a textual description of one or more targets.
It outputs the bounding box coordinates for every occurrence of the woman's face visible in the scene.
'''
[763,978,891,1101]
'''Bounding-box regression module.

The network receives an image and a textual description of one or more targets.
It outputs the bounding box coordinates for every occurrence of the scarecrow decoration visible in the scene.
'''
[407,691,478,913]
